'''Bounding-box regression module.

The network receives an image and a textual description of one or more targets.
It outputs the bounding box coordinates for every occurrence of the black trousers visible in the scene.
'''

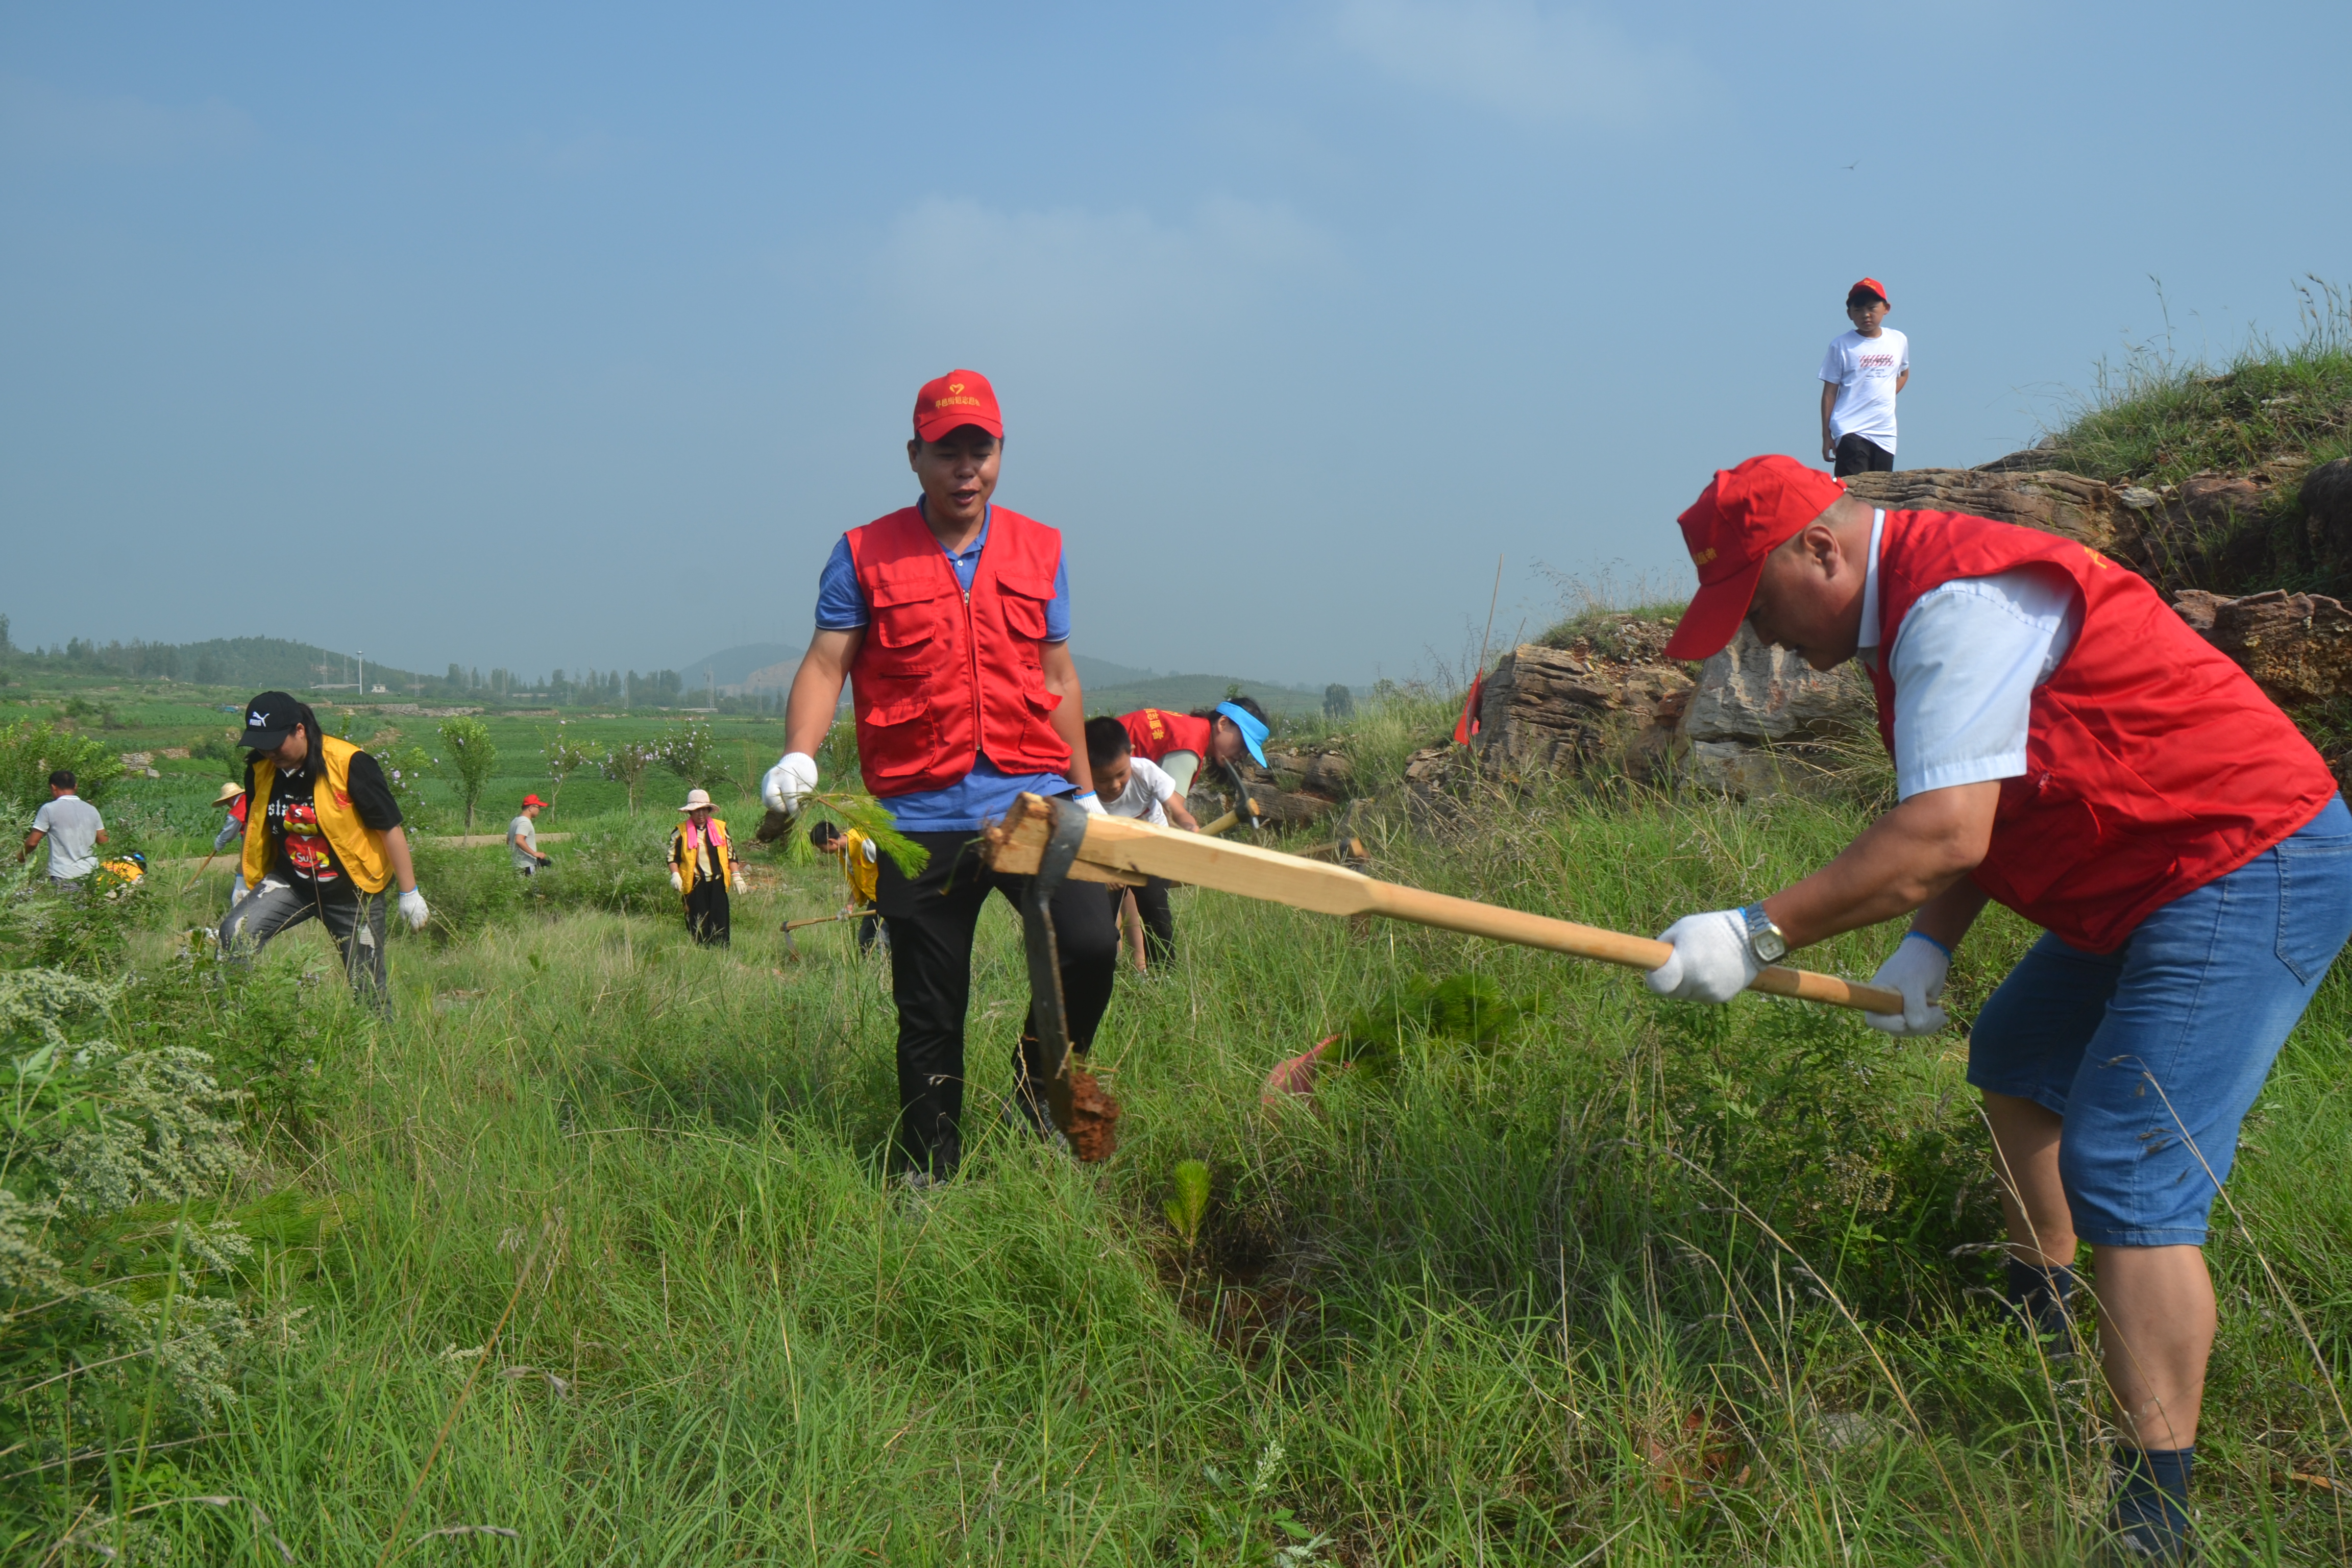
[684,880,730,945]
[876,830,1119,1176]
[1833,433,1895,476]
[1107,875,1177,965]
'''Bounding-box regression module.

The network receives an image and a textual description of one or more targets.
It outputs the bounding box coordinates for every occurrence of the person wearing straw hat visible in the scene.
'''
[1645,455,2352,1560]
[210,779,252,902]
[667,788,736,946]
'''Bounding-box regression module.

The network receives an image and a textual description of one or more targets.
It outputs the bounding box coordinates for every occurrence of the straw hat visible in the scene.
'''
[213,780,246,805]
[678,788,715,813]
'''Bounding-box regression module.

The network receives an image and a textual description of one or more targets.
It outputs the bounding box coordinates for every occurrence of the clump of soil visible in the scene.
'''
[1052,1064,1121,1162]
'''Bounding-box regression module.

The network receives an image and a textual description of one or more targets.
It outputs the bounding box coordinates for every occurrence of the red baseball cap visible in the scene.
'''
[913,369,1003,442]
[521,793,549,808]
[1849,276,1889,304]
[1663,456,1849,660]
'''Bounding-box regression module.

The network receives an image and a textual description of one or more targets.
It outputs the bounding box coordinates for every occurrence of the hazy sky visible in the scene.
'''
[5,3,2347,688]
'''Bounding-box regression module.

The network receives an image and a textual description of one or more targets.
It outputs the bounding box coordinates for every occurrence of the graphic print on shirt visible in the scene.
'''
[267,776,344,885]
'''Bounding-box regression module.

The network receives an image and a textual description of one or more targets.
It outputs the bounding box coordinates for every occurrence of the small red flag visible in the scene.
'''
[1453,671,1484,745]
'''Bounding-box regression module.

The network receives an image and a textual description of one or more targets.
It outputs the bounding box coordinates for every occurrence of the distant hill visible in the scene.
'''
[1,633,433,694]
[679,643,804,693]
[681,644,1338,715]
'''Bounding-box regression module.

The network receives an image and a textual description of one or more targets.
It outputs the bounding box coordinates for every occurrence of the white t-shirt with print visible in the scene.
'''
[1820,328,1910,452]
[1102,755,1179,826]
[1857,509,2081,801]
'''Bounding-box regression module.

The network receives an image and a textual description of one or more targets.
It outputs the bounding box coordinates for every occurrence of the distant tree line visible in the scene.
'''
[0,618,725,710]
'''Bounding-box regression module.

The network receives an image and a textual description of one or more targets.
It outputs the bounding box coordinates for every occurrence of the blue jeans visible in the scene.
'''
[1967,795,2352,1246]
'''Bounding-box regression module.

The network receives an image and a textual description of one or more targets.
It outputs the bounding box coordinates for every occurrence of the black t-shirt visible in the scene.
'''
[265,749,402,892]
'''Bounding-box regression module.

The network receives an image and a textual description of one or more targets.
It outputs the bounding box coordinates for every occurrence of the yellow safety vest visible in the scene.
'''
[241,734,395,894]
[840,828,879,906]
[670,816,732,896]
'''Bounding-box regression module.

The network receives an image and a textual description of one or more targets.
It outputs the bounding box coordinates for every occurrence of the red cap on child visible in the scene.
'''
[913,370,1004,442]
[1850,277,1889,304]
[1662,456,1849,661]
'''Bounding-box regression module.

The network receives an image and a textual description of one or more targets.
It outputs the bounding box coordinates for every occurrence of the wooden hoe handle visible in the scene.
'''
[981,794,1902,1015]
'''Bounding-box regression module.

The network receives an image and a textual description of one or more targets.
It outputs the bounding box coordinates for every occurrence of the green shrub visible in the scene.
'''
[0,719,127,813]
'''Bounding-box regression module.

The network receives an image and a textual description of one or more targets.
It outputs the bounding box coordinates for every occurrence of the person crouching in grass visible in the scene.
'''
[669,789,736,945]
[1085,715,1197,968]
[219,690,430,1011]
[808,820,885,955]
[1115,696,1271,799]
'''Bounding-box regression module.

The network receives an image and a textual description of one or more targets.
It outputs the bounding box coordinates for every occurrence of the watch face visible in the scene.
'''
[1754,930,1787,964]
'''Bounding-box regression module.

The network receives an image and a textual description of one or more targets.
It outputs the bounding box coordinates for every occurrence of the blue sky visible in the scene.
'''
[4,2,2346,688]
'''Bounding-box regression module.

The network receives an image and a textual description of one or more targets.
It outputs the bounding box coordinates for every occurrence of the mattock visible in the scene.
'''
[982,793,1902,1016]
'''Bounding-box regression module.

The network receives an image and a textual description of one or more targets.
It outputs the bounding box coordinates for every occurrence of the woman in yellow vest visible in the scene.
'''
[218,691,430,1010]
[668,788,737,946]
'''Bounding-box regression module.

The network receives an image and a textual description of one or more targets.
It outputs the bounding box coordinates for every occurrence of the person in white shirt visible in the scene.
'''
[1084,717,1199,967]
[1819,277,1909,476]
[508,794,552,875]
[20,771,107,883]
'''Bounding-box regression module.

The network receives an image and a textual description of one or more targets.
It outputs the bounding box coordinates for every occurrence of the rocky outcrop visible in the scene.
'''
[2173,587,2352,708]
[2304,458,2352,566]
[1843,468,2122,553]
[1676,624,1874,796]
[1472,642,1692,779]
[1680,624,1871,745]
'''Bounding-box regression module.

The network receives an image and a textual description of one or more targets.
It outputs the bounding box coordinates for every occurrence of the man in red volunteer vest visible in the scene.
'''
[760,369,1115,1186]
[1647,455,2352,1559]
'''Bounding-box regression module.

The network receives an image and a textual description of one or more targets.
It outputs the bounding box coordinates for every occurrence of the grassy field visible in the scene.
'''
[5,684,2347,1564]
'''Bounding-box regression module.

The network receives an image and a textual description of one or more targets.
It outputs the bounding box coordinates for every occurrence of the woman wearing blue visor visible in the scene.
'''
[1114,696,1271,799]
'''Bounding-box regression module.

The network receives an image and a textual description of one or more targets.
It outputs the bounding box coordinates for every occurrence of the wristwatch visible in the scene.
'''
[1739,902,1787,965]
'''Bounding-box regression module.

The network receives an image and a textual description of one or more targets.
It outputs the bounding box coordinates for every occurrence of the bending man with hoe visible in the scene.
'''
[220,691,432,1010]
[758,369,1116,1184]
[1645,457,2351,1561]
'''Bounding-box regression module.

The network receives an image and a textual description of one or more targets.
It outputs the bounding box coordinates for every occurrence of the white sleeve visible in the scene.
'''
[1886,568,2079,801]
[30,803,54,834]
[1138,757,1178,802]
[1819,341,1844,383]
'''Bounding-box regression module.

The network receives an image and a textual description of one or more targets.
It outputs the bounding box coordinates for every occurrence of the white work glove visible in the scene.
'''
[1644,908,1761,1004]
[1074,791,1105,816]
[397,888,430,931]
[730,869,747,893]
[762,752,819,816]
[230,874,249,904]
[1864,932,1951,1035]
[670,870,684,893]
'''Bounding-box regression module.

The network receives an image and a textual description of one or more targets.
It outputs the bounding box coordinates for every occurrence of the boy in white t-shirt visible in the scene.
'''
[1084,717,1199,968]
[1819,277,1910,477]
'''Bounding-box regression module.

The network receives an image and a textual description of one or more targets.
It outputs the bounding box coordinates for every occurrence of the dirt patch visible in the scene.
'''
[1053,1064,1122,1162]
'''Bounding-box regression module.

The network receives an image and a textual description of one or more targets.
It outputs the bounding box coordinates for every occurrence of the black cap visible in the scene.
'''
[238,692,301,750]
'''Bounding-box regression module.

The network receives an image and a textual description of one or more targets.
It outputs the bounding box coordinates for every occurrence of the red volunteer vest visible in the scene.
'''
[1119,708,1212,764]
[845,505,1072,796]
[1870,509,2336,952]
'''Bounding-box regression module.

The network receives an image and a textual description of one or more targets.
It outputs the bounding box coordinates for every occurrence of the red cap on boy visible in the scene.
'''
[913,370,1004,442]
[1662,456,1848,661]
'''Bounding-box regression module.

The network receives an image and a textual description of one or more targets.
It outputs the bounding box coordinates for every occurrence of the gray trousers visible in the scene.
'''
[220,877,389,1010]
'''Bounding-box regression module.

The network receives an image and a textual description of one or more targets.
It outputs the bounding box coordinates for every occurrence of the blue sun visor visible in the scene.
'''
[1214,701,1270,767]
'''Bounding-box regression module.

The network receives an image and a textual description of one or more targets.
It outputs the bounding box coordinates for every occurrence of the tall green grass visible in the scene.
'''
[10,764,2347,1563]
[2051,276,2351,486]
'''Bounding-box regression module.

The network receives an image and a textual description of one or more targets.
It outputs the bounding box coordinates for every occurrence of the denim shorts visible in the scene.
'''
[1968,794,2352,1247]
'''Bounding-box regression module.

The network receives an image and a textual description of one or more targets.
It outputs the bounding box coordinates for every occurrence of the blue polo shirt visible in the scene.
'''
[815,503,1075,833]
